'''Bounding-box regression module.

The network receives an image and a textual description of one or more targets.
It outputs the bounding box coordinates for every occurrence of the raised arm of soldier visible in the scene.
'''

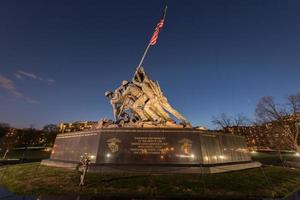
[132,66,150,87]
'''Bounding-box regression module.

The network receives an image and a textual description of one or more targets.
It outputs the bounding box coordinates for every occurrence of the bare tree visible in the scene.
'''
[288,93,300,114]
[255,96,290,122]
[0,128,18,159]
[212,113,249,129]
[0,122,10,139]
[0,123,10,128]
[255,94,300,153]
[42,124,58,146]
[233,114,250,127]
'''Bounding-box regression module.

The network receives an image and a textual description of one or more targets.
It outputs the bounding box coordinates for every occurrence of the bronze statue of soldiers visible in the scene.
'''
[121,80,161,122]
[133,67,190,126]
[104,66,191,127]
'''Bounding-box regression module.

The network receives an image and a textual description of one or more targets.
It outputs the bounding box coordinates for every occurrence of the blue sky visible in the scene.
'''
[0,0,300,128]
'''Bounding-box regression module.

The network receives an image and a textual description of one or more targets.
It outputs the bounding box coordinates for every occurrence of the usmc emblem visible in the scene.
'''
[178,138,192,154]
[106,138,121,153]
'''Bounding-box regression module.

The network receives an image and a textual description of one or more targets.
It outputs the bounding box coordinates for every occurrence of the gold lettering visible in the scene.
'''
[130,136,169,155]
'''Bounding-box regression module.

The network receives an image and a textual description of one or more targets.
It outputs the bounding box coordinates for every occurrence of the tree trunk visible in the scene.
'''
[2,149,9,159]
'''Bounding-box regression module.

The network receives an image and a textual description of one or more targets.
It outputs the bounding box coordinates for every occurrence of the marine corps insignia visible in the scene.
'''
[106,137,121,153]
[178,138,192,154]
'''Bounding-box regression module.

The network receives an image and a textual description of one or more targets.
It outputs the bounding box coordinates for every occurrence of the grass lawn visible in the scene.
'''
[0,149,51,161]
[0,163,299,199]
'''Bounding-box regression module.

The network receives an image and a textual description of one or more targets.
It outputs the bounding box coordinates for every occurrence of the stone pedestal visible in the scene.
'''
[42,128,260,173]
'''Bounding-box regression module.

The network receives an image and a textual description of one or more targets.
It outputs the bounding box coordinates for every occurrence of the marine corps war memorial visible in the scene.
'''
[42,6,261,174]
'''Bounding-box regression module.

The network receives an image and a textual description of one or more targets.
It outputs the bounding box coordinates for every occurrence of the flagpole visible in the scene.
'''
[137,43,151,68]
[137,5,168,68]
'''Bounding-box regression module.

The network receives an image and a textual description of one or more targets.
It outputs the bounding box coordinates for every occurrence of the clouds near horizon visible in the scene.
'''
[0,74,39,104]
[14,70,55,84]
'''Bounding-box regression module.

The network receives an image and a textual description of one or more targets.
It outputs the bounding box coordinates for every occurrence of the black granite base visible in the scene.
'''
[42,128,259,173]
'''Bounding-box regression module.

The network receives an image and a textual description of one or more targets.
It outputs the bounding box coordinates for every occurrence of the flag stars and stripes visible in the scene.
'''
[150,19,165,46]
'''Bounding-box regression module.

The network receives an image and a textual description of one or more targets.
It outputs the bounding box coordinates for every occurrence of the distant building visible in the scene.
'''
[225,125,281,150]
[58,121,97,133]
[225,113,300,150]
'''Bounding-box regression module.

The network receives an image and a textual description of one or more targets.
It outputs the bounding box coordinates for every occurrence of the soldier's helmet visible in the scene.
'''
[122,80,129,86]
[105,91,113,97]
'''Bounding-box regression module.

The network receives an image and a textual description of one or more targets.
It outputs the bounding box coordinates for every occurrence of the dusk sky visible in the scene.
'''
[1,0,300,129]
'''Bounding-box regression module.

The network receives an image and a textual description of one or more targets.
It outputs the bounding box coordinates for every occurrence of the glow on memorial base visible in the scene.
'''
[175,154,195,159]
[44,147,52,152]
[204,156,209,161]
[250,150,257,154]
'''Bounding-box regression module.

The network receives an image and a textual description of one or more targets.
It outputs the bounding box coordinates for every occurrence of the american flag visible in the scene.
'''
[149,6,167,46]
